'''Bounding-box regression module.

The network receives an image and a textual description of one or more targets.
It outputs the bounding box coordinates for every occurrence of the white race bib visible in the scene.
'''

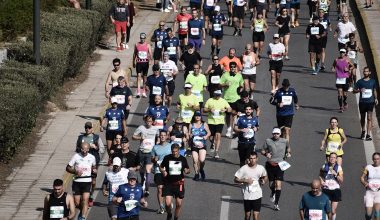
[138,51,147,59]
[325,179,339,189]
[336,77,346,85]
[152,86,162,95]
[211,75,221,84]
[278,161,291,171]
[50,206,64,219]
[255,25,263,32]
[190,28,200,36]
[181,110,192,119]
[212,109,222,118]
[173,138,183,144]
[124,200,139,211]
[168,46,176,55]
[282,96,293,105]
[369,179,380,192]
[213,23,222,31]
[243,128,255,139]
[109,120,119,130]
[362,89,373,99]
[154,119,164,129]
[157,41,162,48]
[309,209,323,220]
[192,90,201,97]
[206,0,214,5]
[114,95,125,104]
[140,139,155,153]
[310,27,319,35]
[169,160,182,175]
[348,50,356,59]
[193,136,204,148]
[248,180,260,193]
[327,142,340,152]
[179,21,188,29]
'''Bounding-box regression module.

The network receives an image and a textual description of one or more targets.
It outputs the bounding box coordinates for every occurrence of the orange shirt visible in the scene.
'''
[219,56,242,72]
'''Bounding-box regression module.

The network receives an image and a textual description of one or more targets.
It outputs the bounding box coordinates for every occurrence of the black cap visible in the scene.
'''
[282,79,290,87]
[121,137,129,143]
[152,64,160,71]
[312,15,320,20]
[187,43,194,48]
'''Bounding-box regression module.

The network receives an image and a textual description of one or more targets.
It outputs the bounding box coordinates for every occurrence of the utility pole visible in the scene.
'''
[33,0,41,65]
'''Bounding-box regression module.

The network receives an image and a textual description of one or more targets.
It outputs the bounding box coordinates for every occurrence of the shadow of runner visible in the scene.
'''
[284,180,310,187]
[299,105,337,112]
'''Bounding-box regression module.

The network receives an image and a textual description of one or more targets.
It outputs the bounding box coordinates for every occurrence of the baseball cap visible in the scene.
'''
[121,136,129,143]
[273,33,280,38]
[339,48,346,53]
[163,51,170,56]
[128,171,138,179]
[84,121,93,128]
[113,157,122,166]
[140,33,146,39]
[194,111,202,116]
[282,78,290,87]
[187,43,194,48]
[111,97,118,103]
[214,90,222,95]
[272,128,282,134]
[214,5,220,11]
[184,83,192,89]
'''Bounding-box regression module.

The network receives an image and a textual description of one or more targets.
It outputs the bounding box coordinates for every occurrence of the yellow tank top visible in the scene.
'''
[325,128,344,156]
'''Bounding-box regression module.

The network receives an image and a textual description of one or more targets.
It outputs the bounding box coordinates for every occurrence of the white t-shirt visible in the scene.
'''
[267,43,285,61]
[336,21,356,44]
[234,164,267,200]
[104,168,129,200]
[159,60,178,82]
[242,53,256,75]
[68,153,96,182]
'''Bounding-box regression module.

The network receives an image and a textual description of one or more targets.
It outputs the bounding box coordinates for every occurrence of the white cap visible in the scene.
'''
[214,5,220,11]
[184,83,192,89]
[272,128,281,134]
[112,157,122,166]
[214,90,222,95]
[339,48,346,53]
[273,33,280,38]
[111,97,118,103]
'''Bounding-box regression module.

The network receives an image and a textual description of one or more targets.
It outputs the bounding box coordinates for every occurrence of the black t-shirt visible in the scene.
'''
[109,3,130,22]
[306,23,325,44]
[180,51,202,71]
[113,150,139,169]
[160,154,189,183]
[235,99,259,114]
[276,16,290,34]
[110,86,133,109]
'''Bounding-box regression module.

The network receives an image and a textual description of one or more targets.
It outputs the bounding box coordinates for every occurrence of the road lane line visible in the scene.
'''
[220,196,231,220]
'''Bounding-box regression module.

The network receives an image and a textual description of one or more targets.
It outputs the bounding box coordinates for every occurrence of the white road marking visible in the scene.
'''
[220,196,231,220]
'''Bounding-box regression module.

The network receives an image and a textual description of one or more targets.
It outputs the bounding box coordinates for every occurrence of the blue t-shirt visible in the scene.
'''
[152,29,168,49]
[299,191,331,220]
[190,0,201,4]
[354,78,377,103]
[188,18,204,39]
[145,105,169,128]
[271,87,298,116]
[151,143,172,172]
[146,74,167,97]
[210,14,226,35]
[162,37,180,58]
[104,108,125,131]
[237,115,259,144]
[114,183,144,218]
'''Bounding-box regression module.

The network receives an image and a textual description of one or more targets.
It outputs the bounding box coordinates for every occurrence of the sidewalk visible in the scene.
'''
[0,3,169,219]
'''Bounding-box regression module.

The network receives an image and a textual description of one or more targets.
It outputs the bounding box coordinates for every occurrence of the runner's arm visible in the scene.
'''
[43,194,50,220]
[203,123,212,140]
[66,194,76,220]
[360,168,369,188]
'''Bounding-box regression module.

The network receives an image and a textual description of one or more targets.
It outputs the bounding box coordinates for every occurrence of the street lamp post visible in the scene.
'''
[33,0,41,65]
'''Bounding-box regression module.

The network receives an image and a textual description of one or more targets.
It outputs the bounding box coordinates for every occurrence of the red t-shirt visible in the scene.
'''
[176,13,193,35]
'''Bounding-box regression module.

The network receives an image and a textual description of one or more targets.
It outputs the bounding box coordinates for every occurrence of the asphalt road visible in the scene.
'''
[88,2,368,219]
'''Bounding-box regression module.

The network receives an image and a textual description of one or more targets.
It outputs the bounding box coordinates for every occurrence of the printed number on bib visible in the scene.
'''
[154,119,164,129]
[115,95,125,104]
[244,128,255,139]
[190,28,200,36]
[173,138,183,144]
[125,200,139,211]
[325,179,339,189]
[282,96,292,105]
[169,160,182,175]
[138,51,147,59]
[50,206,64,219]
[310,27,319,35]
[152,86,162,95]
[309,209,323,220]
[248,180,260,193]
[336,77,346,85]
[278,161,291,171]
[211,75,221,84]
[348,50,356,59]
[157,41,162,48]
[206,0,214,6]
[213,23,222,31]
[369,179,380,192]
[179,21,188,29]
[192,90,201,97]
[141,139,155,153]
[168,47,176,55]
[212,109,222,118]
[327,142,340,152]
[181,110,192,119]
[111,184,119,193]
[255,25,263,32]
[109,120,119,130]
[193,136,204,148]
[362,89,373,99]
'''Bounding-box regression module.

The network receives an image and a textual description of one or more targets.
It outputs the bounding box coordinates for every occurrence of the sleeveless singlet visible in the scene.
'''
[335,58,350,79]
[191,123,207,148]
[110,70,126,87]
[254,19,264,33]
[242,53,257,75]
[48,192,69,220]
[325,127,344,156]
[135,42,149,63]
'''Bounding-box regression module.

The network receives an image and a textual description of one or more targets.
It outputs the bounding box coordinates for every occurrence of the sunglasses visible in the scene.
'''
[85,126,92,129]
[114,64,120,67]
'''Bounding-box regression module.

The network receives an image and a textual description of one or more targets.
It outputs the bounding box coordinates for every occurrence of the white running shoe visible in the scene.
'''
[226,127,232,138]
[274,204,280,211]
[270,194,275,203]
[164,8,170,12]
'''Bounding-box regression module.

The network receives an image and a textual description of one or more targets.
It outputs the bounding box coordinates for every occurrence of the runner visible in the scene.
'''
[270,79,299,142]
[125,0,136,49]
[105,58,129,98]
[109,0,130,52]
[188,9,206,52]
[110,76,133,120]
[317,0,330,16]
[168,116,190,155]
[204,90,231,158]
[159,52,179,107]
[145,95,170,130]
[189,111,211,179]
[159,144,190,220]
[151,21,168,64]
[177,84,200,125]
[267,34,285,94]
[109,135,123,161]
[353,67,378,140]
[112,171,148,220]
[319,153,344,220]
[318,9,331,71]
[242,43,260,98]
[320,117,347,165]
[234,91,261,118]
[203,0,215,34]
[133,33,152,98]
[209,5,226,56]
[231,0,247,36]
[334,13,356,50]
[65,143,97,220]
[174,6,193,52]
[234,152,267,220]
[360,152,380,220]
[100,97,128,152]
[299,179,332,220]
[162,28,181,64]
[260,127,291,211]
[345,32,363,91]
[234,104,259,167]
[132,115,160,197]
[307,0,318,23]
[255,0,268,19]
[145,64,168,105]
[151,130,173,214]
[226,0,233,26]
[112,137,140,171]
[43,179,76,220]
[220,48,243,72]
[275,9,290,60]
[205,55,223,97]
[179,43,203,80]
[251,12,268,58]
[289,0,300,27]
[102,157,129,220]
[331,48,353,112]
[306,16,326,75]
[185,63,208,109]
[190,0,202,10]
[220,62,244,138]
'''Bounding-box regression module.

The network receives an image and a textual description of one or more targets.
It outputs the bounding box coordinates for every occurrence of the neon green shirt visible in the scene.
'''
[220,72,244,103]
[178,94,199,123]
[204,97,231,124]
[185,72,208,103]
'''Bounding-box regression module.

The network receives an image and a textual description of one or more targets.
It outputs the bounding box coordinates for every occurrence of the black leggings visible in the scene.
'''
[126,25,132,44]
[308,2,317,17]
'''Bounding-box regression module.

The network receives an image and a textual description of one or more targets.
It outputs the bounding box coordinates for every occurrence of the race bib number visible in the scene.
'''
[255,25,263,32]
[336,77,346,85]
[76,165,91,177]
[109,120,119,130]
[282,96,293,105]
[327,142,339,152]
[190,28,200,36]
[258,0,265,3]
[211,75,221,84]
[125,200,139,211]
[243,128,254,139]
[140,139,155,153]
[114,95,125,104]
[309,209,323,220]
[280,0,286,4]
[193,136,204,148]
[213,23,222,31]
[212,109,222,118]
[138,51,147,59]
[310,27,319,35]
[179,21,188,29]
[181,110,192,119]
[169,160,182,175]
[173,138,183,144]
[157,41,162,48]
[248,180,260,193]
[168,46,176,55]
[325,179,339,189]
[50,206,64,219]
[369,179,380,192]
[207,0,214,5]
[362,89,373,99]
[152,86,162,95]
[154,119,164,129]
[278,161,291,171]
[192,90,201,97]
[348,50,356,59]
[111,184,119,193]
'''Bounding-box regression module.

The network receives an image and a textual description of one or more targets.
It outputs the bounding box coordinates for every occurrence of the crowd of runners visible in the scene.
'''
[41,0,380,219]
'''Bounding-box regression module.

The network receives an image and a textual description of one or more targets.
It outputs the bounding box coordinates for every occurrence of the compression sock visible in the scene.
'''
[216,47,221,55]
[338,96,343,108]
[145,173,152,190]
[211,45,215,54]
[365,213,372,220]
[343,95,348,105]
[275,190,281,205]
